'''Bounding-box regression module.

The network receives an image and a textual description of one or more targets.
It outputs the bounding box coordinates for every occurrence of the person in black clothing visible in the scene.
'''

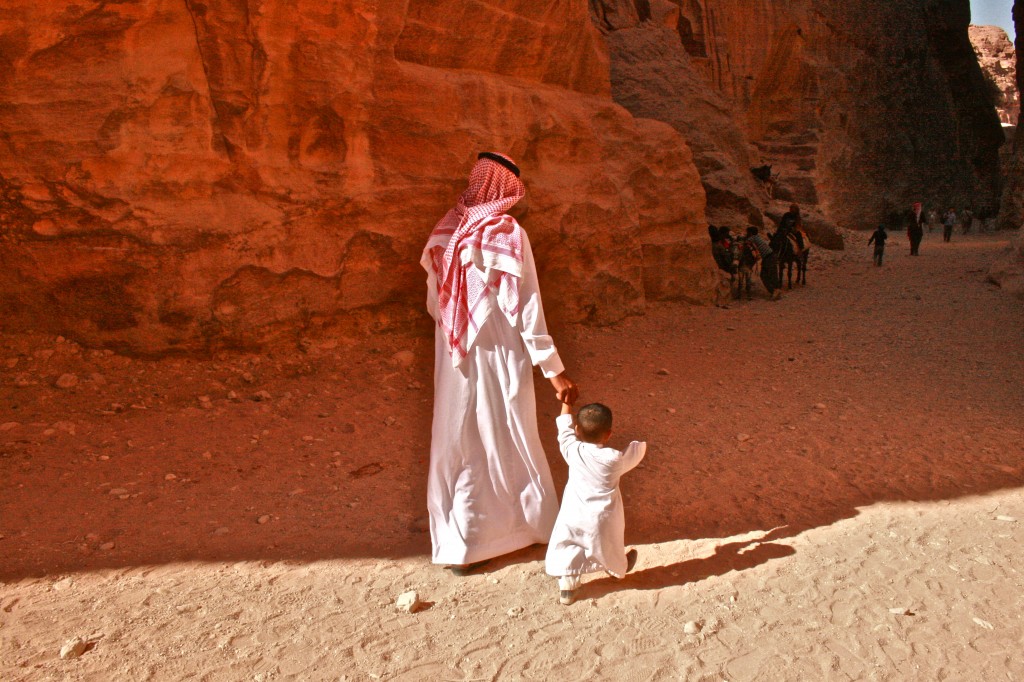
[906,207,924,256]
[778,204,801,237]
[746,226,781,299]
[868,224,887,266]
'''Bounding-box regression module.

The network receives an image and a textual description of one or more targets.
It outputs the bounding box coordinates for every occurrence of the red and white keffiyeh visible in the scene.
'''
[422,154,526,367]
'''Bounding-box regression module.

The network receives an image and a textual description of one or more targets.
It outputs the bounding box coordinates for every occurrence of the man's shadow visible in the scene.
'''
[582,527,797,599]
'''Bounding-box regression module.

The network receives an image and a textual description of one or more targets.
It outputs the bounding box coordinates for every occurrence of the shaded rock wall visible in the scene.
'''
[990,0,1024,292]
[591,0,1004,236]
[0,1,711,354]
[996,1,1024,232]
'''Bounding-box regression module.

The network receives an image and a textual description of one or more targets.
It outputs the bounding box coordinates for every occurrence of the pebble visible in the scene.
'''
[212,527,230,536]
[973,617,994,630]
[253,390,272,402]
[99,542,115,551]
[683,621,702,634]
[257,515,271,525]
[995,515,1016,523]
[384,416,397,426]
[656,368,669,376]
[736,433,751,442]
[55,373,79,389]
[889,607,912,616]
[59,637,88,660]
[108,488,128,496]
[0,422,20,431]
[201,451,213,459]
[164,473,177,481]
[396,590,423,614]
[507,606,525,618]
[814,403,827,411]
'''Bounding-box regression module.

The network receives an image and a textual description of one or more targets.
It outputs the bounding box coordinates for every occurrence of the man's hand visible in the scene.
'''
[550,372,578,405]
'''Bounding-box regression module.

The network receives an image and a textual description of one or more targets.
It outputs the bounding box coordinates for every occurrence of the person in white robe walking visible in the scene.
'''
[545,400,646,604]
[421,152,577,574]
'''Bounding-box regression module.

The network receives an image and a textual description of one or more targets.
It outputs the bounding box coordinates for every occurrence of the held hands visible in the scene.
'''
[550,372,578,406]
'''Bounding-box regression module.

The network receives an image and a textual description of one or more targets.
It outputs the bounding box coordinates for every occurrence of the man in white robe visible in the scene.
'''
[421,152,577,572]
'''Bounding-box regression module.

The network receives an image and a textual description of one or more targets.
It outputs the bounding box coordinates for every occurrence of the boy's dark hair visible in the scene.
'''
[577,403,613,442]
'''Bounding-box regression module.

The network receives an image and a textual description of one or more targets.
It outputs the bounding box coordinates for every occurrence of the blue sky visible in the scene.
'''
[970,0,1015,41]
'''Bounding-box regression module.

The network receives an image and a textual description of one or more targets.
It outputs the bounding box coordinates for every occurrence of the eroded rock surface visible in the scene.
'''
[0,1,710,354]
[970,25,1019,126]
[0,1,1007,353]
[592,0,1003,236]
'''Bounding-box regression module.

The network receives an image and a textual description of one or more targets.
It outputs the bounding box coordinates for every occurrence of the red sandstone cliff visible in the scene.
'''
[0,1,709,354]
[0,1,1008,353]
[970,25,1020,126]
[594,0,1004,239]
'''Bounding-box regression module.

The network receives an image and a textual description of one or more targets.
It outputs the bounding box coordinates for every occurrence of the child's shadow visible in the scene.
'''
[584,529,797,599]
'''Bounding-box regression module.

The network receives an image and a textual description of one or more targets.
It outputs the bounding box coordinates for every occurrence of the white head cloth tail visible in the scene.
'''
[422,154,526,367]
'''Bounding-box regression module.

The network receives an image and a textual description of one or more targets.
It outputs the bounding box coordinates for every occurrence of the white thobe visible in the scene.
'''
[545,414,646,578]
[426,231,564,565]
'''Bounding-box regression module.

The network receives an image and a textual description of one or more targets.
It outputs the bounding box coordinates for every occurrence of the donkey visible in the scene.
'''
[771,229,809,289]
[734,237,759,301]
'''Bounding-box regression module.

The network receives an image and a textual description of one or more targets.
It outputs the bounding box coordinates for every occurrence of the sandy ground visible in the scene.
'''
[2,232,1023,681]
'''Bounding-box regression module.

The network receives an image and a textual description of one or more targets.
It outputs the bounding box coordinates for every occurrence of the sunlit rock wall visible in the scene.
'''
[0,1,710,354]
[970,25,1019,126]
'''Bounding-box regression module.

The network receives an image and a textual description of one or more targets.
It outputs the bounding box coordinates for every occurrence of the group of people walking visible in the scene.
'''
[869,203,972,266]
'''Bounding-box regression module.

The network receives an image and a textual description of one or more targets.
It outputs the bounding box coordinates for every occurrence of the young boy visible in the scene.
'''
[545,400,646,605]
[868,224,887,266]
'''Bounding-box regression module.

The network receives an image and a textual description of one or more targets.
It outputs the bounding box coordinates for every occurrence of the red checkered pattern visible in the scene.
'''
[423,155,526,367]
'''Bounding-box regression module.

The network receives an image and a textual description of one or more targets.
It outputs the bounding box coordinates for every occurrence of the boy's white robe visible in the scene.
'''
[545,415,646,578]
[426,231,563,565]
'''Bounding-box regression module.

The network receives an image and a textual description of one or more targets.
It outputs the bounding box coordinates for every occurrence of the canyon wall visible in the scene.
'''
[593,0,1004,238]
[970,25,1019,126]
[0,1,709,354]
[0,1,1007,353]
[990,0,1024,293]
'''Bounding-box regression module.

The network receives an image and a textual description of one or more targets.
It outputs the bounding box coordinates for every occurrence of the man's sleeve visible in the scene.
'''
[516,232,565,378]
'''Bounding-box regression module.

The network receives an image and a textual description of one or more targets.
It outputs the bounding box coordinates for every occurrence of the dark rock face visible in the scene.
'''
[591,0,1004,236]
[990,0,1023,292]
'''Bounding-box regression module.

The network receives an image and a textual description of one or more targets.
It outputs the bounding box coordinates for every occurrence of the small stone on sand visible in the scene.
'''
[396,590,422,613]
[60,637,87,659]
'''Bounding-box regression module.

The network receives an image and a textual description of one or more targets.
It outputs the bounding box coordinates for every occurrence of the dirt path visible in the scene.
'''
[2,232,1022,680]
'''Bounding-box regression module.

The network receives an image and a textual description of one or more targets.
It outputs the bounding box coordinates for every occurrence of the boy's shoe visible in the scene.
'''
[626,549,639,573]
[559,589,577,605]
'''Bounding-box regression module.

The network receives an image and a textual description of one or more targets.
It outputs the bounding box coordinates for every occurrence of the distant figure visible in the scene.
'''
[710,226,736,308]
[942,208,956,243]
[779,203,802,237]
[961,208,973,236]
[747,226,781,300]
[545,400,645,605]
[868,224,888,266]
[907,204,924,256]
[926,208,939,233]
